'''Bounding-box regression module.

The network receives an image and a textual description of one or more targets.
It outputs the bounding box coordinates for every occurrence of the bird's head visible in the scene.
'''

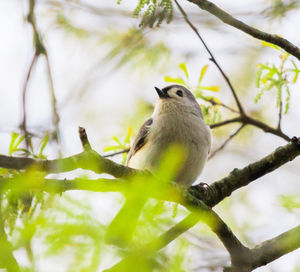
[154,85,203,118]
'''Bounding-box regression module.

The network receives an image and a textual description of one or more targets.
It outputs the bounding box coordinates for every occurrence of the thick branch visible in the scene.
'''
[187,0,300,61]
[0,151,138,178]
[191,137,300,207]
[249,225,300,270]
[0,131,299,206]
[0,131,299,270]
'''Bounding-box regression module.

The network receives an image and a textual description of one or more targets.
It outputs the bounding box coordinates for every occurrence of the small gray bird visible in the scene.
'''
[107,84,211,246]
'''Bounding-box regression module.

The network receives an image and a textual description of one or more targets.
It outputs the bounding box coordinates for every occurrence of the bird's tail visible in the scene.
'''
[106,196,146,247]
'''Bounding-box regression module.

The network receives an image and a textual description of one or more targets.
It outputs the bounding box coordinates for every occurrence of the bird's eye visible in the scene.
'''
[176,90,183,97]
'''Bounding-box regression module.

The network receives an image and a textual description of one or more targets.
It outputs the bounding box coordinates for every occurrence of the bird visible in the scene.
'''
[106,84,212,246]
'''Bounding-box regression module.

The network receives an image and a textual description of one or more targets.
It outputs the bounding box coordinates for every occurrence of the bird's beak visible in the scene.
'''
[155,87,169,99]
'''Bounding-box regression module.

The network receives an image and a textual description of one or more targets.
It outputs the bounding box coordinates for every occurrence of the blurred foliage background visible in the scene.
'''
[0,0,300,271]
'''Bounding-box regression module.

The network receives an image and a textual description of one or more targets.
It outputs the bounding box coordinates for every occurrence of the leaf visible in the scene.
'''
[9,133,25,156]
[261,41,280,51]
[291,60,300,83]
[164,76,185,85]
[112,136,122,146]
[285,86,290,114]
[280,195,300,211]
[39,133,50,158]
[178,62,189,80]
[256,66,263,88]
[124,127,133,144]
[198,64,208,85]
[261,67,277,84]
[103,146,119,152]
[199,86,220,92]
[9,132,19,155]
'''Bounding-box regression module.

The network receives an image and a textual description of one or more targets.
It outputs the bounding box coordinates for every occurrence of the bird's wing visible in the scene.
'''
[127,118,153,164]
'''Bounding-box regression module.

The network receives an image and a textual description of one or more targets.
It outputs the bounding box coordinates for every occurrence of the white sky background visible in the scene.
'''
[0,0,299,271]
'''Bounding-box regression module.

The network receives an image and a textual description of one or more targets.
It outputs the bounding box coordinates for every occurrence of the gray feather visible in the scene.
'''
[126,118,153,164]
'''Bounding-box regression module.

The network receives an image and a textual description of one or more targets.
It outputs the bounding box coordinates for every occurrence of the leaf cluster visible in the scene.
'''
[102,27,170,71]
[255,42,300,114]
[164,62,222,124]
[132,0,174,28]
[8,132,50,159]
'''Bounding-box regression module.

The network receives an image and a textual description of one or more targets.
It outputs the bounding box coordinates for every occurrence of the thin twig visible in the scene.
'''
[187,0,300,61]
[278,100,282,130]
[45,53,60,144]
[26,0,61,152]
[209,124,245,159]
[21,52,38,149]
[244,115,290,141]
[202,96,238,113]
[175,0,292,143]
[209,115,290,141]
[104,148,130,158]
[174,0,245,115]
[209,117,242,129]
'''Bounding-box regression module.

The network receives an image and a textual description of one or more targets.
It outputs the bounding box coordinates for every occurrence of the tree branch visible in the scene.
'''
[45,53,60,145]
[21,52,38,148]
[186,0,300,61]
[249,225,300,271]
[0,130,299,270]
[175,0,245,115]
[26,0,61,147]
[243,115,290,141]
[191,136,300,207]
[209,124,245,159]
[103,148,130,158]
[210,116,291,142]
[0,134,299,206]
[174,1,292,142]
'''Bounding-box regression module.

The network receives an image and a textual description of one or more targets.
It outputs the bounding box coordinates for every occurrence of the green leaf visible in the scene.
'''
[164,76,185,85]
[198,64,208,85]
[261,41,281,51]
[291,60,300,83]
[178,62,189,80]
[199,86,220,92]
[256,66,263,88]
[103,146,119,152]
[280,195,300,211]
[112,136,122,146]
[9,132,19,155]
[124,127,133,145]
[38,133,50,159]
[285,86,290,114]
[9,132,25,156]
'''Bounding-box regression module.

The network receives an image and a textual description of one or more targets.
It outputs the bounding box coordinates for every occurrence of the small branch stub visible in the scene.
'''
[79,126,92,151]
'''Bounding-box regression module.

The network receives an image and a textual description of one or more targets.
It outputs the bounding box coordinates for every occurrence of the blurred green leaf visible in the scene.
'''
[164,76,185,85]
[9,133,25,156]
[262,41,281,51]
[198,64,208,85]
[198,86,220,92]
[280,195,300,211]
[255,52,298,114]
[38,133,50,159]
[178,63,189,80]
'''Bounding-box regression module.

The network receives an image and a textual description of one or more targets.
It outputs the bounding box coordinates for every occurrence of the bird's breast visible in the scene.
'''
[128,113,211,187]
